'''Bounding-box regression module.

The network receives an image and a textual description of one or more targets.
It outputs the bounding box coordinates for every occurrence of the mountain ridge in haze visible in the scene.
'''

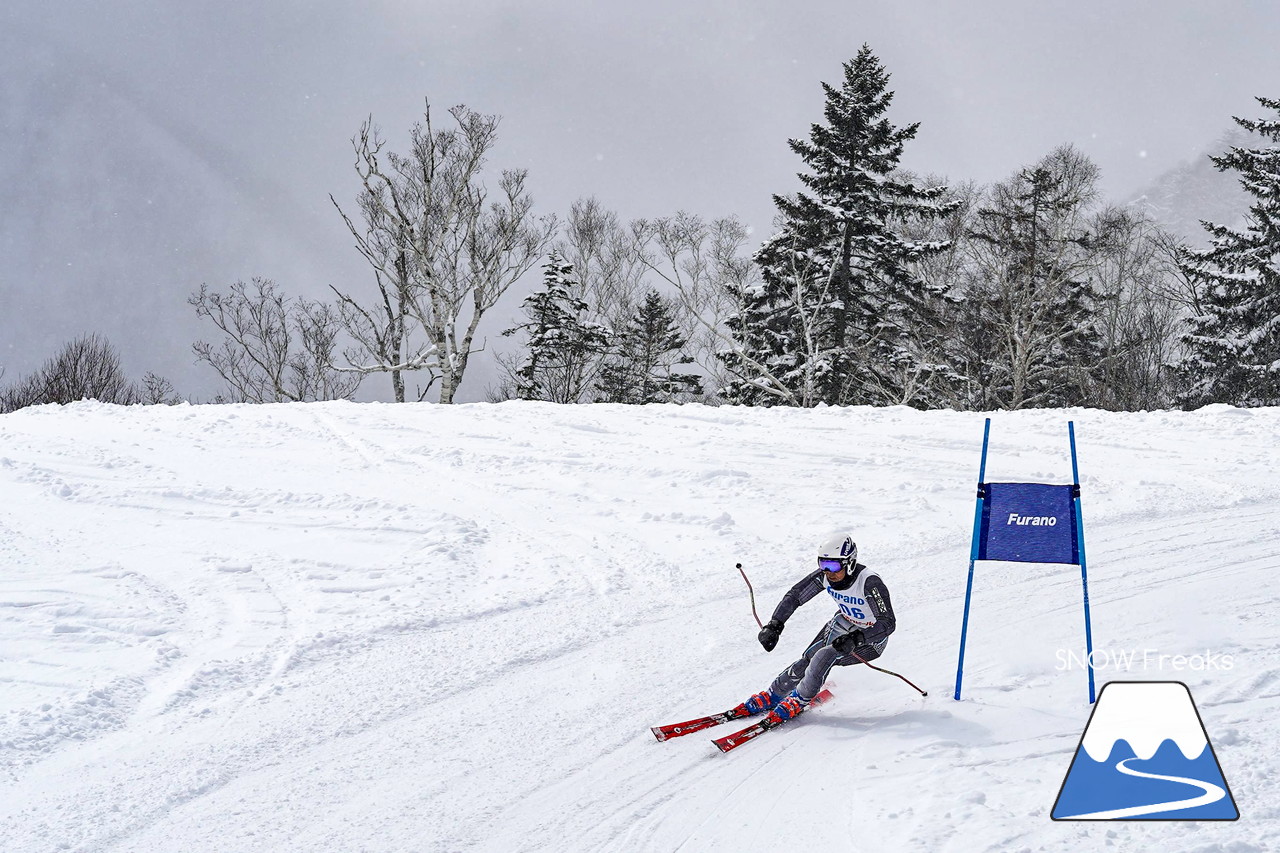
[1127,126,1253,243]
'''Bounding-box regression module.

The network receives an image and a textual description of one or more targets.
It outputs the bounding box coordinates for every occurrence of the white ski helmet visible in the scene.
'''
[817,533,857,573]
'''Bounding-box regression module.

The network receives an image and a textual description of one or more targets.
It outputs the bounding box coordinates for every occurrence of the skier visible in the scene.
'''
[734,532,896,726]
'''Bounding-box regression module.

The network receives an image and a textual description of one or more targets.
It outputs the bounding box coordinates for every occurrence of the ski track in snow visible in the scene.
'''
[0,401,1277,852]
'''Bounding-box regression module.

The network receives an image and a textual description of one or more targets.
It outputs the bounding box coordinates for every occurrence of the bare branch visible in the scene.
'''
[190,279,361,403]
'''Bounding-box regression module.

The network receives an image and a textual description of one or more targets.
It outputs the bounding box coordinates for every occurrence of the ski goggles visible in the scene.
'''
[818,558,848,573]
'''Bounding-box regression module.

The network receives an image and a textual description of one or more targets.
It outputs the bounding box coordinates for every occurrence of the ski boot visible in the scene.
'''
[763,690,810,727]
[730,689,779,717]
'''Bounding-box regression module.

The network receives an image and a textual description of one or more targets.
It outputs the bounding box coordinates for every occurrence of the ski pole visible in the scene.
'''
[849,651,929,697]
[735,562,763,628]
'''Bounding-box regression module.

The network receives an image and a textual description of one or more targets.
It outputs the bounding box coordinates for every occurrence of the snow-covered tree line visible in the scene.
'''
[7,50,1274,412]
[697,47,1277,412]
[492,50,1280,412]
[162,56,1280,410]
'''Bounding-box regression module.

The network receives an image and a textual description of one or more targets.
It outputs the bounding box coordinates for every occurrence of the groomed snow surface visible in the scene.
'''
[1,401,1276,852]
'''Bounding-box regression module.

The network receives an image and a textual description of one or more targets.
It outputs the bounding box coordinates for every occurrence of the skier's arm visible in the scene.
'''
[768,569,827,627]
[860,576,896,644]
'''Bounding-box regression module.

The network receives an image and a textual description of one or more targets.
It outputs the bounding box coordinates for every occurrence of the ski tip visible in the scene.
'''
[651,727,668,742]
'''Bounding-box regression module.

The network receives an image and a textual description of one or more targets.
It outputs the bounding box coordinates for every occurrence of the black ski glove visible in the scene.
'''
[758,620,783,652]
[833,629,865,655]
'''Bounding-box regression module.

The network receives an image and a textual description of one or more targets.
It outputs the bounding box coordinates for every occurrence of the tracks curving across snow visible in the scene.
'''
[0,402,1277,852]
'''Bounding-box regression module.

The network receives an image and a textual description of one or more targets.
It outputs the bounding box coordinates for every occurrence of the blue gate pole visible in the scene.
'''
[1069,422,1097,704]
[955,417,991,701]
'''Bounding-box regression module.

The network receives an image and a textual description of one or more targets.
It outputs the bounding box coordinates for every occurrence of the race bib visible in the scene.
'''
[825,571,880,629]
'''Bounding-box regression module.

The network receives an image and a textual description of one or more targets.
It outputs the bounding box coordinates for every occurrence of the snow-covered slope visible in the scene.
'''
[1,401,1276,851]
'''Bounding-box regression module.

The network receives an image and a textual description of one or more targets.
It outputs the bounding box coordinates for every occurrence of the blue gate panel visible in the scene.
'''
[978,482,1079,564]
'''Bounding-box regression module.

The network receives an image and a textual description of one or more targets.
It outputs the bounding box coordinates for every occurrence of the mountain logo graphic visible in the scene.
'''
[1052,681,1239,820]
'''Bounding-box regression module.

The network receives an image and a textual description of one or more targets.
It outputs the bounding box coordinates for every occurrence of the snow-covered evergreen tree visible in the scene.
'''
[1175,97,1280,408]
[597,289,701,404]
[501,253,609,403]
[724,45,957,407]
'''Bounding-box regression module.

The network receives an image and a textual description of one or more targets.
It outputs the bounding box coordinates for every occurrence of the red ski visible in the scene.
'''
[712,689,834,754]
[652,705,753,742]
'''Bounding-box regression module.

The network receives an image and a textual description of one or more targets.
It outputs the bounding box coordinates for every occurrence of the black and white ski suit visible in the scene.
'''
[766,563,896,702]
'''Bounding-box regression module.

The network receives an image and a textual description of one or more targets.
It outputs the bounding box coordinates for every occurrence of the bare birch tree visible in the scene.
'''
[329,123,435,402]
[331,101,555,403]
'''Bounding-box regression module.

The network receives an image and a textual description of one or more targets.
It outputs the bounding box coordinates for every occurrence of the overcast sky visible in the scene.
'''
[3,0,1278,401]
